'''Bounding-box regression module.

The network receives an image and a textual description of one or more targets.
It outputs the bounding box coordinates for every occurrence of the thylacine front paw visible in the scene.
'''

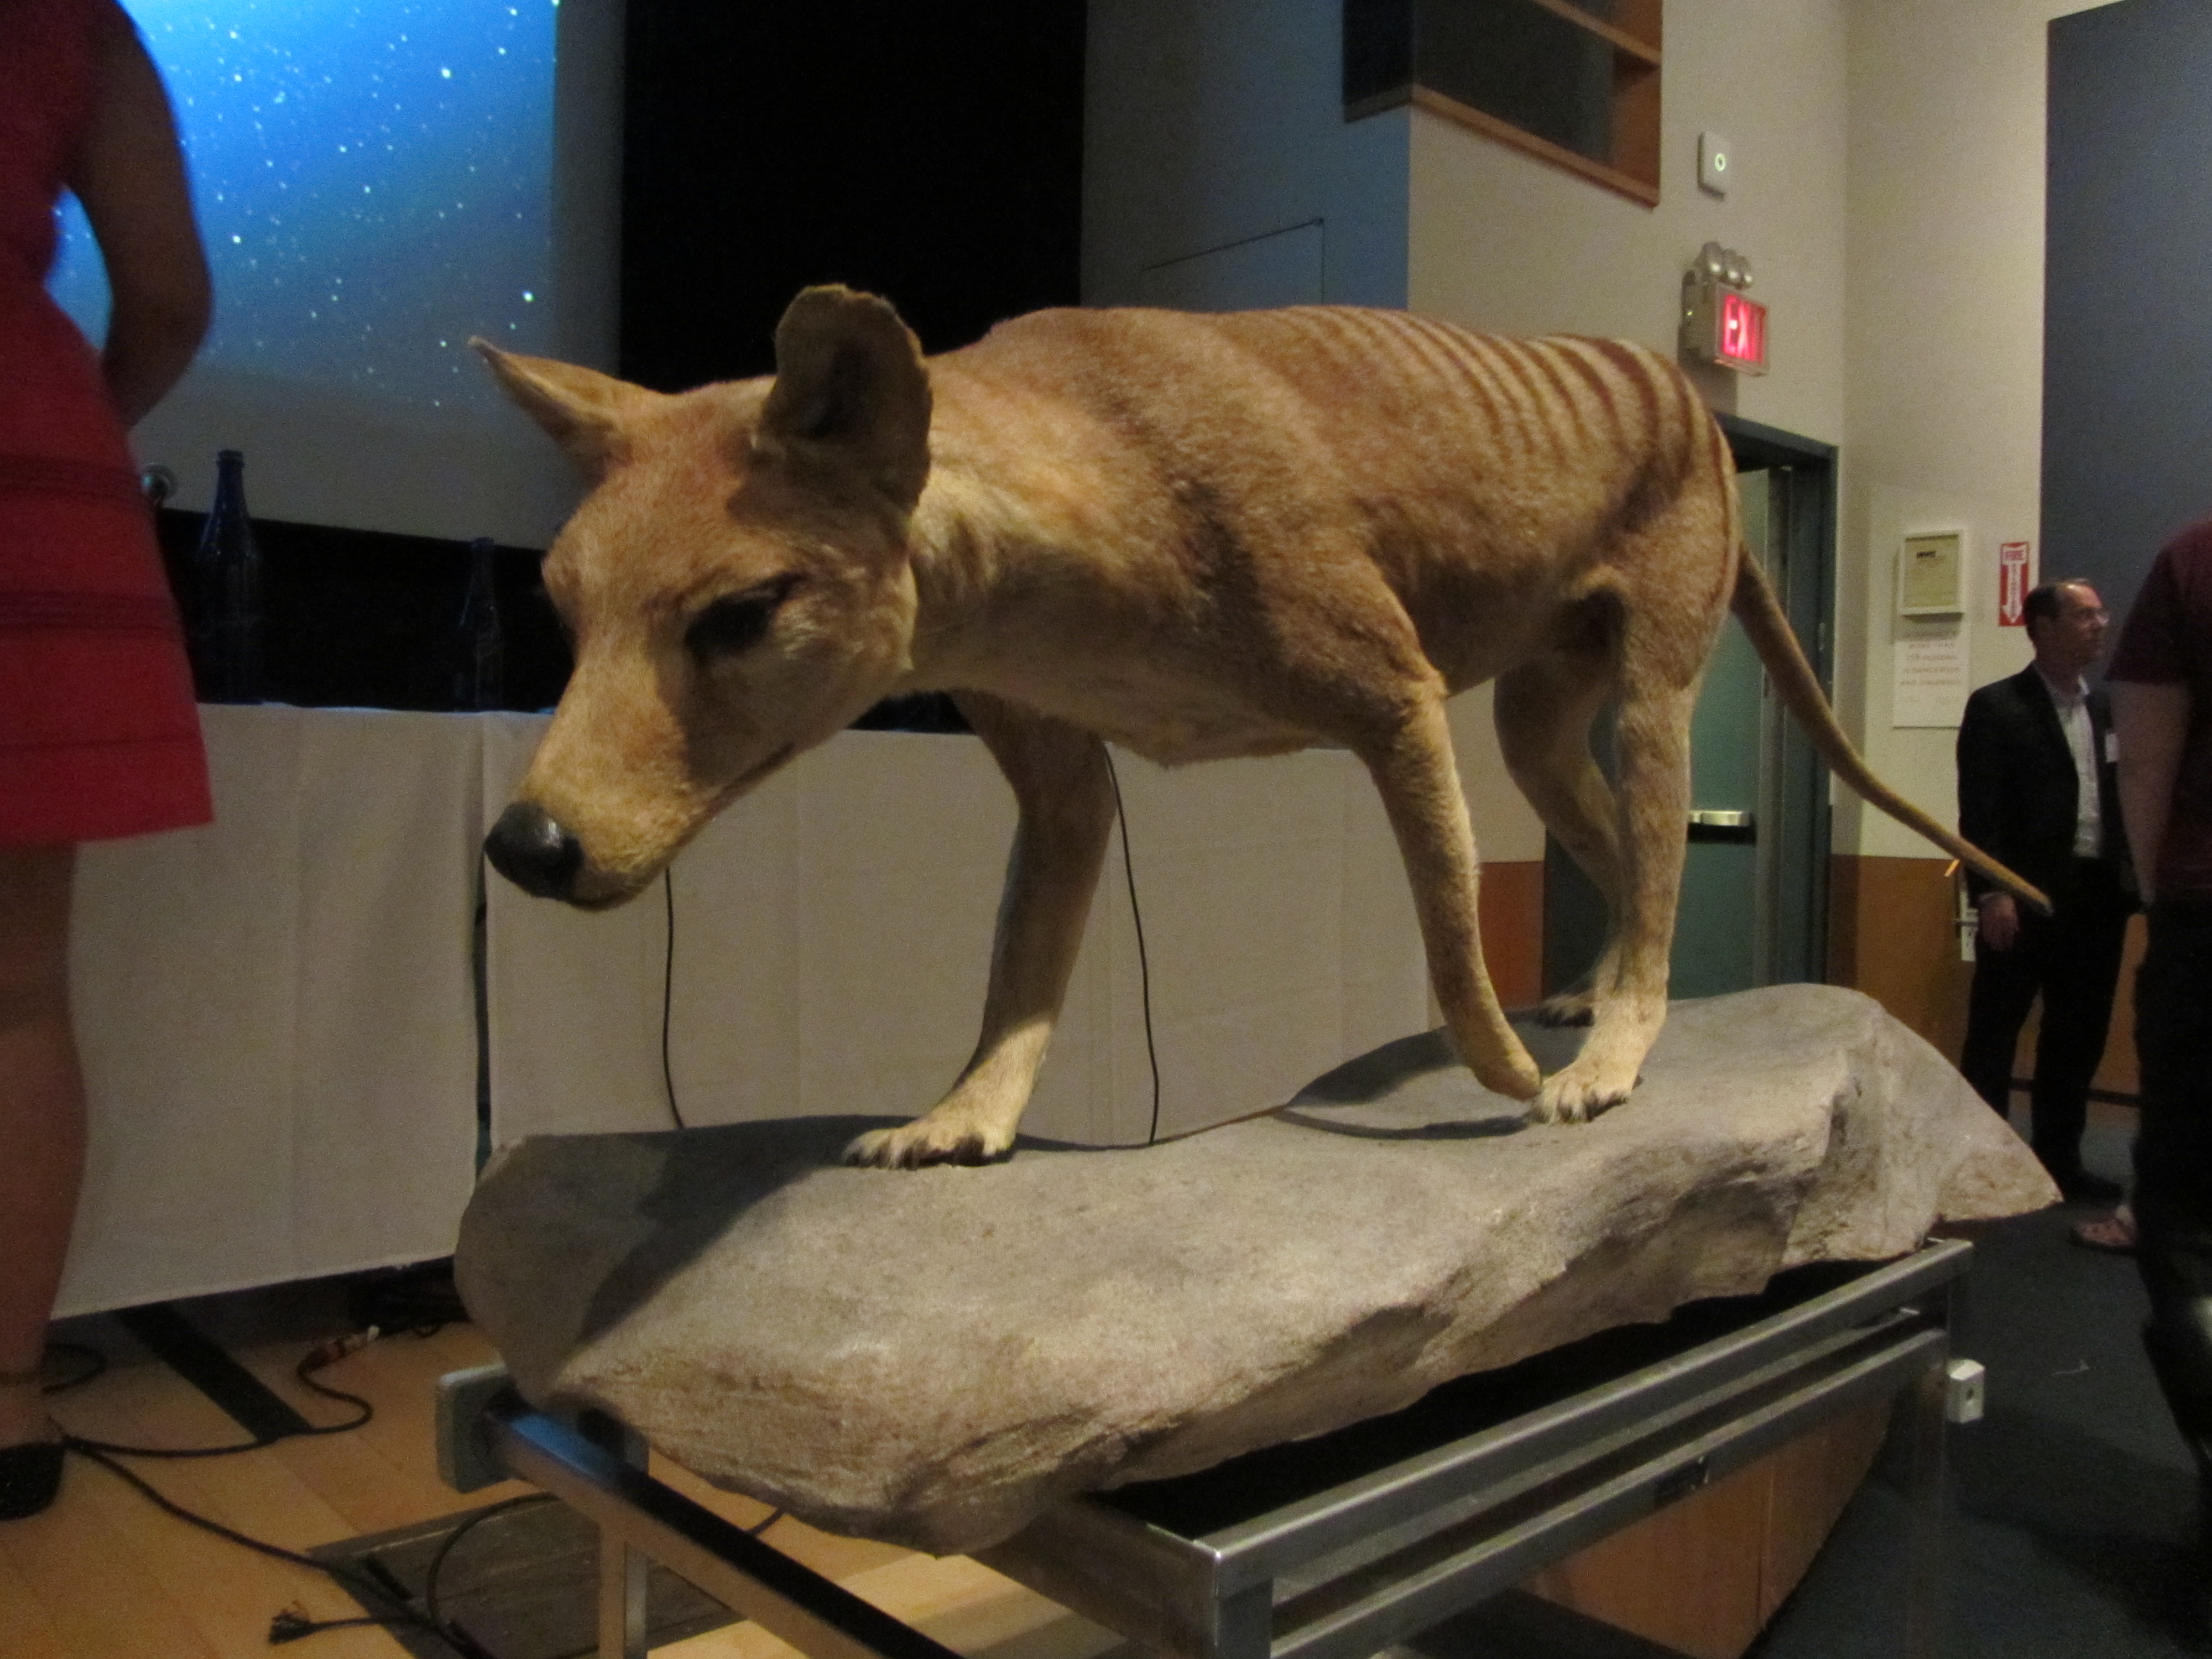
[843,1117,1014,1170]
[1528,1059,1638,1124]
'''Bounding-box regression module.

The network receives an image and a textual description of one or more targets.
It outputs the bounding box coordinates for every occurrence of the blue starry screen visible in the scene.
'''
[49,1,559,417]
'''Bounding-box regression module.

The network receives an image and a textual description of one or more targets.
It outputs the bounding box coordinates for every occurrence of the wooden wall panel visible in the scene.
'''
[1826,855,1973,1057]
[1831,854,2145,1103]
[1756,1400,1889,1624]
[1479,858,1546,1012]
[1521,1459,1767,1659]
[1521,1400,1893,1659]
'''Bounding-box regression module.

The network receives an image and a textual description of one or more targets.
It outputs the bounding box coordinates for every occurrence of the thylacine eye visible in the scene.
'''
[686,576,800,660]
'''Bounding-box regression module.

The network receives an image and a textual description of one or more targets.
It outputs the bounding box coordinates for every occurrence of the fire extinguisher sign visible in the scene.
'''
[1997,541,2032,627]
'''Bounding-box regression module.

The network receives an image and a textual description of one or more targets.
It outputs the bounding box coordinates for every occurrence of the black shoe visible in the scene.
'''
[0,1436,62,1520]
[2052,1167,2125,1204]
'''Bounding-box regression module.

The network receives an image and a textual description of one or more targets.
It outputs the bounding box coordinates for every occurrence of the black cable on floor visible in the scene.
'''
[39,1341,105,1394]
[1103,749,1162,1146]
[61,1347,372,1459]
[44,1335,518,1656]
[66,1439,495,1654]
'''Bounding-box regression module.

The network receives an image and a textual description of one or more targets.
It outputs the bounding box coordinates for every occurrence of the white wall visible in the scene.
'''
[1407,0,1850,445]
[1836,0,2107,859]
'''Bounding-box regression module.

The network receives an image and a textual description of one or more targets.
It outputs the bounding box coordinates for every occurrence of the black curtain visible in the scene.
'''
[620,1,1088,392]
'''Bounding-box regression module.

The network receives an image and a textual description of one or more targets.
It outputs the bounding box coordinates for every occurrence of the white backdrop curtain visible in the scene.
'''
[59,711,1427,1314]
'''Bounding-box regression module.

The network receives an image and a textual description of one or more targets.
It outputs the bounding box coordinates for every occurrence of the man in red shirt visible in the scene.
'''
[2108,519,2212,1585]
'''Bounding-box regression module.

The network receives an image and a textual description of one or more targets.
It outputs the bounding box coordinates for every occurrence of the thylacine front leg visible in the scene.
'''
[1356,692,1543,1105]
[843,692,1115,1168]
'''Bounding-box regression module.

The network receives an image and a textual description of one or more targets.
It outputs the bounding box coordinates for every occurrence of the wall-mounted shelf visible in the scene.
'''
[1345,0,1663,208]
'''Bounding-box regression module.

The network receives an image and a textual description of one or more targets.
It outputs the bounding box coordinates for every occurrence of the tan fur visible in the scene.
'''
[479,287,2044,1166]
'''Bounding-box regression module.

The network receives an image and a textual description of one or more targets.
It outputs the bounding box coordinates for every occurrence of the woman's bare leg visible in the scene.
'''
[0,846,79,1448]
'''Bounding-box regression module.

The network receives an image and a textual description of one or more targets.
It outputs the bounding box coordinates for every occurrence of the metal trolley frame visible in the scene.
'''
[444,1238,1976,1659]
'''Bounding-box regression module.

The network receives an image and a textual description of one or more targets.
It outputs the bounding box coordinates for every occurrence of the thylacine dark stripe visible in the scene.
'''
[1459,336,1542,461]
[1373,312,1486,413]
[1399,316,1512,440]
[1695,399,1739,615]
[1487,338,1560,462]
[1552,340,1656,521]
[1581,338,1678,534]
[1640,356,1703,518]
[1584,338,1663,453]
[1343,311,1498,451]
[1399,314,1522,420]
[1550,340,1630,454]
[1316,302,1402,350]
[1657,353,1707,493]
[1519,342,1595,450]
[1335,307,1438,387]
[1276,307,1379,382]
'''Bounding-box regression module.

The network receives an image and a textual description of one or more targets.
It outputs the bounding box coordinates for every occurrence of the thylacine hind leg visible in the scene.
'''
[1493,653,1624,1029]
[1535,674,1698,1120]
[1533,552,1731,1123]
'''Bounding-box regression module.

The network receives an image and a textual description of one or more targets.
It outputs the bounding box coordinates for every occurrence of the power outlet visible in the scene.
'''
[1944,1357,1987,1425]
[435,1361,516,1493]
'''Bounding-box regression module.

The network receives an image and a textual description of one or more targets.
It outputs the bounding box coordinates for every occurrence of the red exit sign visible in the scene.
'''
[1681,267,1769,377]
[1718,290,1767,374]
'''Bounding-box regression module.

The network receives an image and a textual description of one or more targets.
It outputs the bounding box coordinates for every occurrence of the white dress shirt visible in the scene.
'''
[2036,666,2103,858]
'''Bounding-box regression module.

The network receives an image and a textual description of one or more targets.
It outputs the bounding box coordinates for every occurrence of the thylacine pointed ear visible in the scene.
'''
[755,287,932,511]
[473,340,650,476]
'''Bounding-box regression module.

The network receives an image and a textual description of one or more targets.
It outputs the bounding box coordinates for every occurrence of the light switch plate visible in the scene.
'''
[1699,132,1731,196]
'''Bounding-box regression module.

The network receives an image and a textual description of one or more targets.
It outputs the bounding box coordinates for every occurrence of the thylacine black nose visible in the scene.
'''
[484,801,584,899]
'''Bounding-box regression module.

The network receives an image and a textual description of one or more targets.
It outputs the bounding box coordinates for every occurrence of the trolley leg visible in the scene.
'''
[1901,1350,1950,1659]
[581,1410,651,1659]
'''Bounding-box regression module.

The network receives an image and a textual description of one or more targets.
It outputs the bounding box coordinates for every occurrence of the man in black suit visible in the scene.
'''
[1957,578,2136,1201]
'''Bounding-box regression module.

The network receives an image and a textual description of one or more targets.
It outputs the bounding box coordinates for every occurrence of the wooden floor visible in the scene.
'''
[0,1296,1126,1659]
[0,1270,1909,1659]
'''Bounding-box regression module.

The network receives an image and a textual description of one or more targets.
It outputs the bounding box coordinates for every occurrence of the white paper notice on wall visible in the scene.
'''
[1893,632,1970,727]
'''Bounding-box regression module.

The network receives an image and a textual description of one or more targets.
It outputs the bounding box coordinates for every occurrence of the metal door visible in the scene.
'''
[1541,420,1836,1003]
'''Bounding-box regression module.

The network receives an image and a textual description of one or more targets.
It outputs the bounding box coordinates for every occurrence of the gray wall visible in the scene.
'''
[2044,0,2212,636]
[1082,0,1411,311]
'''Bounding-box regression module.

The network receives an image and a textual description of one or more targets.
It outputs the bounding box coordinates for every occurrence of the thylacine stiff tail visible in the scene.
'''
[1729,550,2053,915]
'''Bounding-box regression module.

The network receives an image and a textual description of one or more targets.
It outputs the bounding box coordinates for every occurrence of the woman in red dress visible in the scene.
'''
[1,0,212,1517]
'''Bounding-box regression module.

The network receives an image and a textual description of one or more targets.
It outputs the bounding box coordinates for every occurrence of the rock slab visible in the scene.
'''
[456,985,2054,1555]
